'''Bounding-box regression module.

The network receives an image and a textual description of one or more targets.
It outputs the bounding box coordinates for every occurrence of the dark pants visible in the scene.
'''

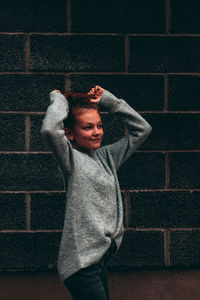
[63,239,117,300]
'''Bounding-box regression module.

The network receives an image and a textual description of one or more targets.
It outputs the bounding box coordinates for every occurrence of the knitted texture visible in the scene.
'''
[40,89,152,281]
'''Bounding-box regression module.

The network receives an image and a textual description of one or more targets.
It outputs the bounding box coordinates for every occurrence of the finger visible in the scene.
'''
[90,99,99,103]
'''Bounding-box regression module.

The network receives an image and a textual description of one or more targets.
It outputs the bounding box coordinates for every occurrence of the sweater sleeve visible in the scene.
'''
[40,91,73,174]
[98,90,152,170]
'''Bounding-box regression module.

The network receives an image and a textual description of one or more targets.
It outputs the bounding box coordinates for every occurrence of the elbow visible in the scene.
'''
[143,123,152,138]
[147,124,152,134]
[40,126,53,139]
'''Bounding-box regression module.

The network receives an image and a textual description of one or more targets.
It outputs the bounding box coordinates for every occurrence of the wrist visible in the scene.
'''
[98,90,119,112]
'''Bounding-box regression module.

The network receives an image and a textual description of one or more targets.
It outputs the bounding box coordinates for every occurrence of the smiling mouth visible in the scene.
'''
[90,139,101,141]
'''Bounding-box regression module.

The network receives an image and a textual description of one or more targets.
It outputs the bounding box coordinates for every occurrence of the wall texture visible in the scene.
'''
[0,0,200,298]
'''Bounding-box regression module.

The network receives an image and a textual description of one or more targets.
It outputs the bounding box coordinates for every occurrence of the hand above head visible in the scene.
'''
[88,85,105,103]
[52,89,62,94]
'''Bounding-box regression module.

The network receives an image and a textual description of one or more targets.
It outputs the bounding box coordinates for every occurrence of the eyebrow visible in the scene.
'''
[83,121,102,125]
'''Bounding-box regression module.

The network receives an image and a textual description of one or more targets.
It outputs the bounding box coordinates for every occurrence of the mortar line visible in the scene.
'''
[0,229,62,233]
[4,32,200,36]
[125,227,200,231]
[1,110,200,114]
[0,189,200,194]
[25,34,30,72]
[1,71,200,76]
[1,149,200,154]
[25,115,31,151]
[124,190,130,228]
[25,193,31,230]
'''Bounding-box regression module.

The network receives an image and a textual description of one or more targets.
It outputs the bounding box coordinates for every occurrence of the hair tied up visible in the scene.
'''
[63,91,92,107]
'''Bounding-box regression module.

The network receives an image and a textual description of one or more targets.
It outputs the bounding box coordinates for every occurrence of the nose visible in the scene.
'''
[93,126,101,136]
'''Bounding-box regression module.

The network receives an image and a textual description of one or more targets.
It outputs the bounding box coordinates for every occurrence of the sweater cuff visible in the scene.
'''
[98,90,120,113]
[49,90,67,104]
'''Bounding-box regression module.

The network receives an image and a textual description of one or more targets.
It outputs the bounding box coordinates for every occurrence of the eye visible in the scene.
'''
[98,124,103,129]
[83,126,92,130]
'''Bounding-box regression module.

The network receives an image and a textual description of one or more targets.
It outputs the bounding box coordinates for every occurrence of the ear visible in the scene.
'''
[64,128,74,141]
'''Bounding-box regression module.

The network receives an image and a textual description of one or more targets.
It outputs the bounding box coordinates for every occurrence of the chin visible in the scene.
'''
[91,144,101,151]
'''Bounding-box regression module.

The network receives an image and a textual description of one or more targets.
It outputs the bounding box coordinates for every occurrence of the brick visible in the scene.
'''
[30,193,65,230]
[0,114,25,151]
[94,114,125,146]
[0,0,67,32]
[168,76,200,111]
[0,154,64,191]
[0,193,26,230]
[171,0,200,33]
[0,35,25,71]
[71,0,165,33]
[170,231,200,267]
[0,75,65,111]
[146,113,200,150]
[129,191,200,228]
[30,112,125,151]
[108,230,164,268]
[0,232,61,270]
[118,153,165,189]
[30,35,125,72]
[70,74,164,111]
[129,37,200,73]
[169,153,200,189]
[30,115,50,151]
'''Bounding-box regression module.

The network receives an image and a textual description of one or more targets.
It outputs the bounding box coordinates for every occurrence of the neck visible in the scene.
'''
[71,141,93,154]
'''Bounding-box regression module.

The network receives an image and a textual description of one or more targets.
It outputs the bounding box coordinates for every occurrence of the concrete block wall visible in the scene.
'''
[0,0,200,277]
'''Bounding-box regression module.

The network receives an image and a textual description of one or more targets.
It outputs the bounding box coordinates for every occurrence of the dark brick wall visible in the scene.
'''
[0,0,199,274]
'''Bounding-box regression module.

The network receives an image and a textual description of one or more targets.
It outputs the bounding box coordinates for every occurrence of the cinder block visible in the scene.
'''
[108,230,164,268]
[170,231,200,267]
[171,0,200,33]
[70,74,164,111]
[169,153,200,189]
[168,75,200,111]
[0,114,25,150]
[0,0,67,32]
[145,113,200,150]
[0,232,61,270]
[129,37,200,73]
[0,35,25,71]
[118,152,165,189]
[0,193,26,230]
[30,193,66,230]
[71,0,165,33]
[29,35,125,72]
[0,154,64,191]
[0,75,65,111]
[31,114,51,151]
[129,191,200,228]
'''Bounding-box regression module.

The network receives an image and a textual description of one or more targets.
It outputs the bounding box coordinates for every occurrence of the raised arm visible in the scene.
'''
[40,90,73,174]
[98,89,152,170]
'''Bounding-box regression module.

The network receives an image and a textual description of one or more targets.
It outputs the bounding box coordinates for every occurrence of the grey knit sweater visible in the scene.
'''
[40,89,152,282]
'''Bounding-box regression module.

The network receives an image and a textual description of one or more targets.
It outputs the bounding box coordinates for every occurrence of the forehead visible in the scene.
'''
[73,108,101,124]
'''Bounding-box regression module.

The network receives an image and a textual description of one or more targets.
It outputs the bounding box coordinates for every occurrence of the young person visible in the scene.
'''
[40,85,152,300]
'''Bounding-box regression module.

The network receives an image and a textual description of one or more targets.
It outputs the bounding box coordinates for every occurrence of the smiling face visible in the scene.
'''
[65,108,104,153]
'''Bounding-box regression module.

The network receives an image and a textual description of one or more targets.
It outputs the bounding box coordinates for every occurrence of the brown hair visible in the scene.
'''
[63,91,100,129]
